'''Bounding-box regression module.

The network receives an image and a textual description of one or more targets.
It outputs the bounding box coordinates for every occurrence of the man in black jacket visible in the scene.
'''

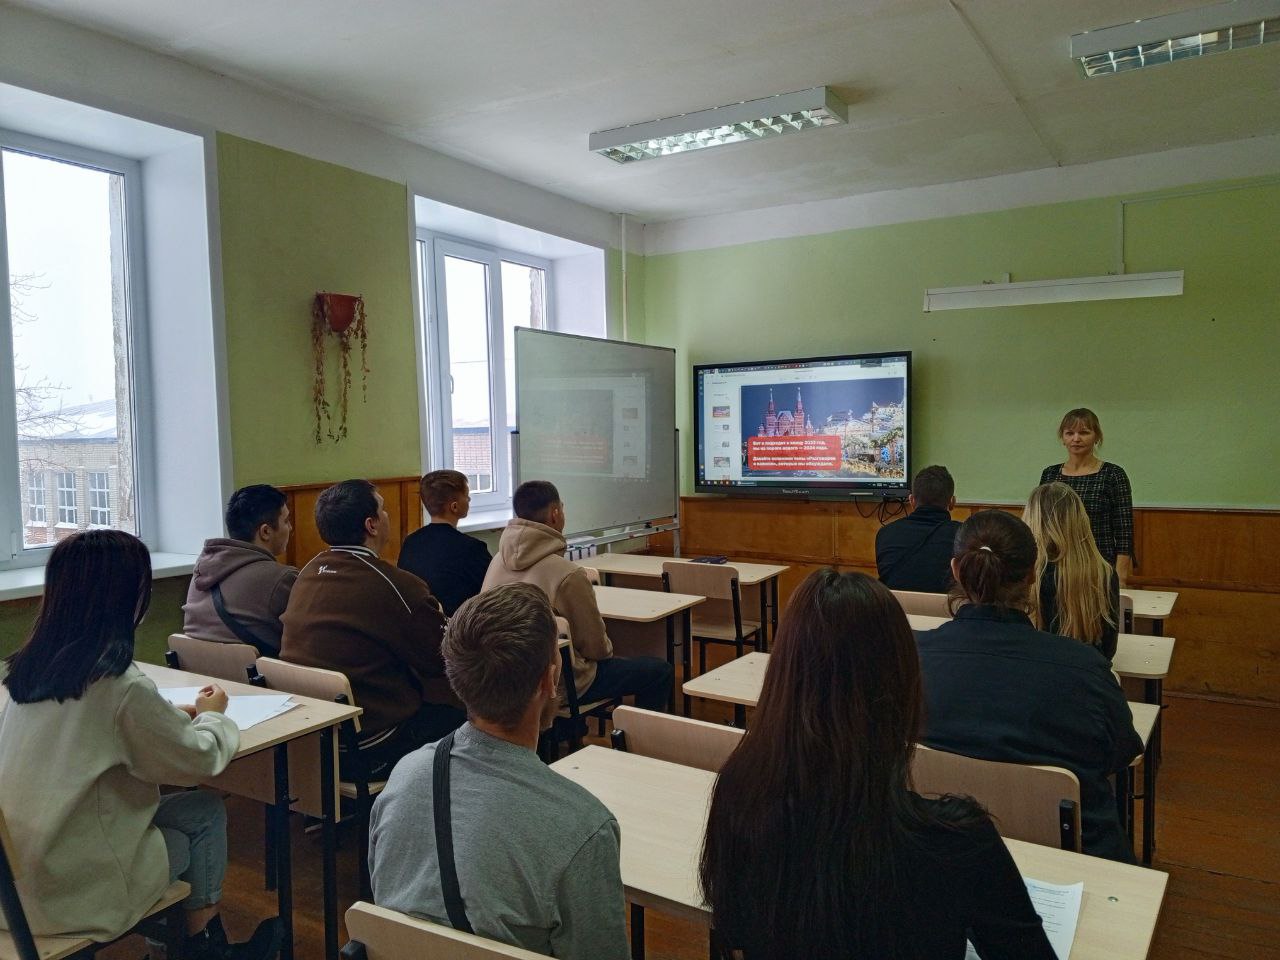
[876,465,961,593]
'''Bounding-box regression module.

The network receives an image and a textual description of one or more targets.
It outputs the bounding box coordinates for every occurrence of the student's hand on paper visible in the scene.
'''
[195,684,229,716]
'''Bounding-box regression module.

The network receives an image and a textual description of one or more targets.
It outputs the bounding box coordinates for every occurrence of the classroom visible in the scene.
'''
[0,2,1276,959]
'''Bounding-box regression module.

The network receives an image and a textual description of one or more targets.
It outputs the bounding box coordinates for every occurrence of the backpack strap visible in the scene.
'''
[210,584,274,656]
[432,730,474,934]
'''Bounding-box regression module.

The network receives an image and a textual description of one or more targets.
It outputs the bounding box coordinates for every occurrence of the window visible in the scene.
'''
[89,471,110,525]
[26,470,44,522]
[420,236,549,508]
[1,133,143,557]
[55,471,76,525]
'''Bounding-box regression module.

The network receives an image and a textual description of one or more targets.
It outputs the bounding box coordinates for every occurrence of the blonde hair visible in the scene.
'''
[1024,482,1115,646]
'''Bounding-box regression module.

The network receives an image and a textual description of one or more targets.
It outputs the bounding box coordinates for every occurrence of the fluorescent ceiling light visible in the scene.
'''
[1071,0,1280,77]
[589,87,847,163]
[922,272,1184,312]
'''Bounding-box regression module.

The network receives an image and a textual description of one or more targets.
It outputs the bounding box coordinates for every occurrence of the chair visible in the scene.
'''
[661,562,762,675]
[911,745,1082,851]
[540,618,620,761]
[0,807,189,960]
[610,705,742,772]
[1118,592,1134,634]
[251,658,384,900]
[890,590,952,619]
[165,633,259,684]
[342,901,547,960]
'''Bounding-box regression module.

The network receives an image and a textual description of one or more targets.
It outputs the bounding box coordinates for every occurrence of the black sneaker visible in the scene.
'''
[188,915,283,960]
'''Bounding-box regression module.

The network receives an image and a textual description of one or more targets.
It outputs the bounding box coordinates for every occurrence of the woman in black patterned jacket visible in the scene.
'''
[1040,408,1134,586]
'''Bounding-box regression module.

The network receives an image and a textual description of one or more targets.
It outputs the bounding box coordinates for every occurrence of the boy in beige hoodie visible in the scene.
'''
[482,481,672,711]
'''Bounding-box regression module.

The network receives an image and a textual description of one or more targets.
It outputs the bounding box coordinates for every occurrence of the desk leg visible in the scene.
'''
[1115,769,1132,848]
[768,577,780,651]
[758,585,769,652]
[665,614,677,714]
[1152,618,1164,637]
[733,704,746,729]
[630,903,646,960]
[1146,679,1163,774]
[1143,711,1160,865]
[682,611,693,717]
[602,572,613,587]
[272,744,295,960]
[320,727,338,960]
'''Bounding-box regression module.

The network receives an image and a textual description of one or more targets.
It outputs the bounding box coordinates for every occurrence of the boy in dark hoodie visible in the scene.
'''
[182,484,296,654]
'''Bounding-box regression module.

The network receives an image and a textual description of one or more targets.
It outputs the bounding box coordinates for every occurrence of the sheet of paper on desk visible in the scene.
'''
[964,878,1082,959]
[157,687,297,731]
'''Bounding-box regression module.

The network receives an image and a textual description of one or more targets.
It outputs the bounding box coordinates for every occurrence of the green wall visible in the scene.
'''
[643,177,1280,507]
[218,134,421,487]
[0,578,188,665]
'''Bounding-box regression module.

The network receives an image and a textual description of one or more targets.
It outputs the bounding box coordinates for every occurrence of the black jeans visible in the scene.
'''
[579,655,674,713]
[342,701,466,782]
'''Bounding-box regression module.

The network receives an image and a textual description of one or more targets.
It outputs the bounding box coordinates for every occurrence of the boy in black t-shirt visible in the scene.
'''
[399,470,492,616]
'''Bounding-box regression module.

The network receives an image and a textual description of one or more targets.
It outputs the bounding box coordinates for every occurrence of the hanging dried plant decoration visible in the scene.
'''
[311,292,369,443]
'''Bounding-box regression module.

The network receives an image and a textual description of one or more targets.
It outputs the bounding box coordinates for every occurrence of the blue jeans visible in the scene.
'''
[157,789,227,909]
[580,656,674,713]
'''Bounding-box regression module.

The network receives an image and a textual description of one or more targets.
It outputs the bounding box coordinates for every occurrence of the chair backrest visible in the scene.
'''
[610,705,743,772]
[891,590,952,618]
[166,633,259,684]
[344,902,548,959]
[911,745,1081,851]
[1118,592,1134,633]
[255,657,363,734]
[662,561,740,602]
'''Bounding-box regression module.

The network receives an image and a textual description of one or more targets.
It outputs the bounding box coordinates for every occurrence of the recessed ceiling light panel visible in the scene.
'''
[1071,0,1280,76]
[589,87,848,163]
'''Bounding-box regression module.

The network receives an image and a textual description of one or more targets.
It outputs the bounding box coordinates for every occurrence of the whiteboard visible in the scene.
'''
[515,329,676,537]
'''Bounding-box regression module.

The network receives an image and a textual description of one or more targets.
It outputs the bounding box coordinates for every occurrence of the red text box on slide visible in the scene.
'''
[747,436,841,471]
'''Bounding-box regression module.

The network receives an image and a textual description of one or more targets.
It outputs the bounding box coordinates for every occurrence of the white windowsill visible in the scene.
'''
[458,507,513,533]
[0,551,198,602]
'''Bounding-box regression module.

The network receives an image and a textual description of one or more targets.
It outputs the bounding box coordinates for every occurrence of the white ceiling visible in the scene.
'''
[11,0,1280,221]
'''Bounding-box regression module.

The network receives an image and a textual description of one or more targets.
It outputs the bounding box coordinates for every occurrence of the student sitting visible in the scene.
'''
[0,530,280,959]
[183,484,298,654]
[875,464,961,594]
[1024,481,1121,660]
[482,480,673,712]
[915,510,1143,861]
[398,470,492,617]
[369,583,629,959]
[700,569,1055,959]
[280,479,464,780]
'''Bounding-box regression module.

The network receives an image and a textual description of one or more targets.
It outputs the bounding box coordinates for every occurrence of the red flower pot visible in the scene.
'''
[320,293,360,333]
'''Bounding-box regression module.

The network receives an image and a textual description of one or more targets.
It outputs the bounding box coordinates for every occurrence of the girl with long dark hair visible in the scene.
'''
[918,510,1143,861]
[699,568,1055,959]
[0,530,280,958]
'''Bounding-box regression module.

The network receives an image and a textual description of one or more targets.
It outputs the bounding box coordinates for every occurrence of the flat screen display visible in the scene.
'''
[694,352,910,497]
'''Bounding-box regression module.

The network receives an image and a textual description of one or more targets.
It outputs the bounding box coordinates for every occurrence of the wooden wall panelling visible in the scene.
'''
[279,477,420,569]
[1136,509,1280,591]
[674,495,1280,703]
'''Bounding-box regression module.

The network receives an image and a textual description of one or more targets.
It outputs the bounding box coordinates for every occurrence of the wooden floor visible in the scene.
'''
[104,693,1280,959]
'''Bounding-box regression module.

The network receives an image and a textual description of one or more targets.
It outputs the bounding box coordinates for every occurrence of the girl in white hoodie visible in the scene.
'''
[0,530,280,959]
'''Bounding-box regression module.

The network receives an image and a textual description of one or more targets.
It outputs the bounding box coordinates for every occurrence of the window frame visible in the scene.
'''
[88,470,111,526]
[0,129,153,565]
[55,471,77,525]
[417,231,553,511]
[26,469,45,524]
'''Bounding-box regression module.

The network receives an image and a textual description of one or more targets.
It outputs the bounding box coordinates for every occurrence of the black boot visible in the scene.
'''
[187,915,283,960]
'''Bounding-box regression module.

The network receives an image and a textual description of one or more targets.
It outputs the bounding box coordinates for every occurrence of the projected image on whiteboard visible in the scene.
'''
[520,375,648,479]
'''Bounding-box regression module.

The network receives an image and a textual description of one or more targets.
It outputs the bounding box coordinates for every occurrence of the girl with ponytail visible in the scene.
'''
[917,510,1143,861]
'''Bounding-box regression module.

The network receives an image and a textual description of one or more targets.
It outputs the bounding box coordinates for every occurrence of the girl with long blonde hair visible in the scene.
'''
[1024,482,1120,659]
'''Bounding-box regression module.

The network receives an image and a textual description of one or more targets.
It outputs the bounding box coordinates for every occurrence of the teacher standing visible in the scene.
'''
[1040,408,1134,586]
